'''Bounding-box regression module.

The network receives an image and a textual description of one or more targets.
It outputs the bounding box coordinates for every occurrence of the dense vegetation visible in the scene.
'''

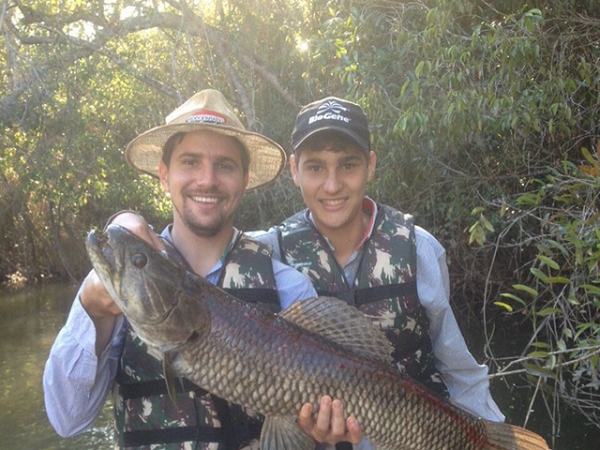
[1,0,599,440]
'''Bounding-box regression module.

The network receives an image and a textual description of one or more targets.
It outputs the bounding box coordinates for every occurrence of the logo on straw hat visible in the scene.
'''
[185,111,226,125]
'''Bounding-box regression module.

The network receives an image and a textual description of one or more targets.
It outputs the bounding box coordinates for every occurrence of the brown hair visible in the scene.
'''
[294,131,370,160]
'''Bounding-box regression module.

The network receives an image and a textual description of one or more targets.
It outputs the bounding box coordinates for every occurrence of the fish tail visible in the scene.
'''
[483,420,549,450]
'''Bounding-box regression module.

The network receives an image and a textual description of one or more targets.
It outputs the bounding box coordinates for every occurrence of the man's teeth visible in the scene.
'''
[191,196,219,203]
[322,199,345,206]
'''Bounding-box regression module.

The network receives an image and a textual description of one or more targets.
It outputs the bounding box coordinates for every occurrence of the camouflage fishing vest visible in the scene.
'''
[113,233,279,450]
[278,205,447,395]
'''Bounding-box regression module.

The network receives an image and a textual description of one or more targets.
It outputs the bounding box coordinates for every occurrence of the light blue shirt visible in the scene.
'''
[43,227,316,438]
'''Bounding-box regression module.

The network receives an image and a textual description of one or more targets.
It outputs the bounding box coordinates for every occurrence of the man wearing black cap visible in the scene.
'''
[255,96,505,449]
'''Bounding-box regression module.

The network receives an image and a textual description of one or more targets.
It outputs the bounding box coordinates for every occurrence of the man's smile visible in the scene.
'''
[321,198,347,207]
[190,195,220,204]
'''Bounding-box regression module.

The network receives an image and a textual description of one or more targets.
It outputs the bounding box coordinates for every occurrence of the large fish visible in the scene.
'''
[86,224,549,450]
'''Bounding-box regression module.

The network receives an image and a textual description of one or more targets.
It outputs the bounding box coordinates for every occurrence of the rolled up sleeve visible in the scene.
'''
[43,286,126,436]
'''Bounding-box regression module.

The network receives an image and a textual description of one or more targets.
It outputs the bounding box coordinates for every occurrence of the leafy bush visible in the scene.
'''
[495,147,600,427]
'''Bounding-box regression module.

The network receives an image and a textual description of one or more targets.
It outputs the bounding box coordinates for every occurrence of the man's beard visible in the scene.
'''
[175,200,230,238]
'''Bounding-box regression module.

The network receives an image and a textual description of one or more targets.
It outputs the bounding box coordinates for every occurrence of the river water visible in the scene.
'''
[0,284,113,449]
[0,283,597,449]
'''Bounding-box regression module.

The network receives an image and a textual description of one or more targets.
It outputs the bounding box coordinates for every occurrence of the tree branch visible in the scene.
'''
[4,1,299,124]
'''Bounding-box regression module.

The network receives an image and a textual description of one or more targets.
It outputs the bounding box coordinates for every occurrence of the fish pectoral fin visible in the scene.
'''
[162,348,181,406]
[260,416,315,450]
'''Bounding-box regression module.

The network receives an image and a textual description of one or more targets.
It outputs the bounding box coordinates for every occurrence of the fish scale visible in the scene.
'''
[141,286,493,450]
[87,225,549,450]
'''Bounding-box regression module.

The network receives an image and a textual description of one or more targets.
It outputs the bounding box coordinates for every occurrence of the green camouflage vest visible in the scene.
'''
[113,233,279,450]
[277,205,447,395]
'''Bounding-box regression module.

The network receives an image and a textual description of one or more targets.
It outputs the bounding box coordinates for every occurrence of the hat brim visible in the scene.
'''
[126,123,286,191]
[293,126,370,152]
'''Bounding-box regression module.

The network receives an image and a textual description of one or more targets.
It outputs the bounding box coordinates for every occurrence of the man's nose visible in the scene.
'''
[196,165,218,187]
[323,170,342,193]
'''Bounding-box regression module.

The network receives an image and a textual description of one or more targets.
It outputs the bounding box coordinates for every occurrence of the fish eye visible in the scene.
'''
[131,253,148,268]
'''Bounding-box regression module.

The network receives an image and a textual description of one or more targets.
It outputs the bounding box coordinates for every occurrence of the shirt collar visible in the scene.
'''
[359,197,377,249]
[161,225,241,276]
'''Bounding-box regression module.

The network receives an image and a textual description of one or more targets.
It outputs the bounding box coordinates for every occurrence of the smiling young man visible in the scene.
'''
[158,129,252,276]
[43,90,317,450]
[254,96,505,449]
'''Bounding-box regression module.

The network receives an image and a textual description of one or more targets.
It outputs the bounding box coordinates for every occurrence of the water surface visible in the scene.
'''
[0,284,113,450]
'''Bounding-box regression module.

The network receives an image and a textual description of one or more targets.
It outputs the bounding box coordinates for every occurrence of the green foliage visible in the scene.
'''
[468,207,495,246]
[496,147,600,426]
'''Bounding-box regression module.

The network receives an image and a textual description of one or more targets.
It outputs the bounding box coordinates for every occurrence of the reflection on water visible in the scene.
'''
[491,377,598,449]
[0,284,113,450]
[0,283,597,449]
[486,319,599,449]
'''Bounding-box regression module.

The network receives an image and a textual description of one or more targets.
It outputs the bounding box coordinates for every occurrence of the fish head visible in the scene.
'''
[86,224,210,347]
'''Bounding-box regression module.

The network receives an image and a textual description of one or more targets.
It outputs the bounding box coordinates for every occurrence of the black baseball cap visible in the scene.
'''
[291,96,370,152]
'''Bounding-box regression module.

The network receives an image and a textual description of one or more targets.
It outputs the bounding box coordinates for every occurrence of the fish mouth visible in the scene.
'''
[86,226,182,326]
[87,229,121,284]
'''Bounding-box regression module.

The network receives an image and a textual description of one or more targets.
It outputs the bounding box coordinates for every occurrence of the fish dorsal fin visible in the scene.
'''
[260,416,314,450]
[280,296,393,365]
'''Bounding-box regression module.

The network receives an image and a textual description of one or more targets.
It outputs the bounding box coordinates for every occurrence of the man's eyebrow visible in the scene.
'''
[175,150,203,159]
[214,155,241,166]
[174,152,239,165]
[338,154,363,162]
[300,155,325,165]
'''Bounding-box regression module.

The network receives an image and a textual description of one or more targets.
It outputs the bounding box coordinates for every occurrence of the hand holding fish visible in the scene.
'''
[107,211,166,252]
[79,270,122,355]
[81,211,165,356]
[81,211,164,322]
[298,396,362,446]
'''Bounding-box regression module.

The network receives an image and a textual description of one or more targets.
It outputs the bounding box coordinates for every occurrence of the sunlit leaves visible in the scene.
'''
[513,284,539,297]
[468,207,494,246]
[536,255,560,270]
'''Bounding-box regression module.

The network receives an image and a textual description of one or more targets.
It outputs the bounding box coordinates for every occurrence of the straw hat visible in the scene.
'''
[126,89,286,190]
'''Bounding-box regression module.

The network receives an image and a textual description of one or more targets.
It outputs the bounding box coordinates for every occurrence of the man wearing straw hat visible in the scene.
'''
[43,90,317,450]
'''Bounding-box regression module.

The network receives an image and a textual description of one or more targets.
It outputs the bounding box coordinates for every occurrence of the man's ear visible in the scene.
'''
[158,160,170,194]
[290,154,301,187]
[367,151,377,182]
